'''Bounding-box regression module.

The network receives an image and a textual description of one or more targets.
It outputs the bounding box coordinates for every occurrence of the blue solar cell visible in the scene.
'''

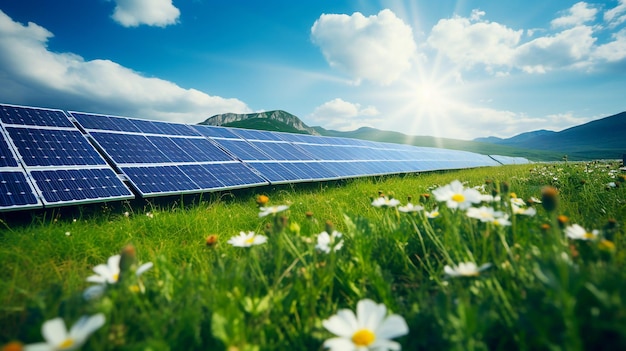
[232,128,283,141]
[0,171,40,209]
[249,141,315,161]
[202,163,267,187]
[30,168,133,205]
[0,104,73,127]
[192,125,241,139]
[6,127,107,167]
[177,164,225,189]
[128,119,163,135]
[71,112,142,133]
[151,121,199,136]
[170,138,234,162]
[0,133,18,167]
[247,162,299,183]
[90,132,170,164]
[215,139,272,161]
[122,166,200,195]
[147,136,196,163]
[280,162,338,181]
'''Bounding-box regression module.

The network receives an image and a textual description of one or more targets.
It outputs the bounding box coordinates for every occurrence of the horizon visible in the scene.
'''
[1,1,625,140]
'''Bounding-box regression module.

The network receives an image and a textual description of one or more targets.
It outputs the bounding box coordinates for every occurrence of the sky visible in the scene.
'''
[0,0,625,140]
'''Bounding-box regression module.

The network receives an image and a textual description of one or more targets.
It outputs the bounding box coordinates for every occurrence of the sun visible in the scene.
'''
[414,80,449,115]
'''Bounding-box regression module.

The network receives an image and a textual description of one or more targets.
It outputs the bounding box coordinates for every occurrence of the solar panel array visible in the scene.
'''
[0,104,134,211]
[0,103,530,212]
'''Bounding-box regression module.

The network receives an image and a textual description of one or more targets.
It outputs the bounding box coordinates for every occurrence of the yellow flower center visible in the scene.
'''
[352,329,375,346]
[245,237,256,244]
[59,338,74,349]
[584,232,595,239]
[451,194,465,203]
[113,273,119,282]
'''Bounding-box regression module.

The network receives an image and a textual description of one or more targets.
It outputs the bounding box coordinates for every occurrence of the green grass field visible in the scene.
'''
[1,162,625,350]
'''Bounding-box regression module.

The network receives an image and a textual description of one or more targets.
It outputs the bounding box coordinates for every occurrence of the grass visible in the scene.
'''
[1,161,625,350]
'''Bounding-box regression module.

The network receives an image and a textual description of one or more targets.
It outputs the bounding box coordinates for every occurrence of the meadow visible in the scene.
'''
[1,161,625,350]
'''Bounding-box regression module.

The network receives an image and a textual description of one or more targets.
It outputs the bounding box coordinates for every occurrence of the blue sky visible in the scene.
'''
[0,0,625,140]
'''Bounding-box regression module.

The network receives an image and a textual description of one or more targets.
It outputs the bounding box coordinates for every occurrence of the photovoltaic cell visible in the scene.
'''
[30,168,133,205]
[89,132,171,164]
[6,127,107,167]
[0,104,135,210]
[214,139,272,161]
[201,163,267,187]
[71,112,141,133]
[0,132,18,167]
[231,128,283,141]
[191,124,241,139]
[0,104,74,128]
[0,171,41,210]
[169,138,233,162]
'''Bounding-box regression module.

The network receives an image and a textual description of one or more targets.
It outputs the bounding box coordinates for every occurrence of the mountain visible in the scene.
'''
[198,109,626,161]
[475,130,557,145]
[474,111,626,160]
[313,126,564,161]
[199,110,320,135]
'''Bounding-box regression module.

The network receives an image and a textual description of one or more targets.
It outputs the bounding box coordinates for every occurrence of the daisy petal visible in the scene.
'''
[323,337,357,351]
[323,309,357,338]
[41,317,68,346]
[375,315,409,339]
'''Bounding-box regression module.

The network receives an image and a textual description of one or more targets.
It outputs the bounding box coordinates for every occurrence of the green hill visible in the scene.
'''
[198,111,577,161]
[475,111,626,160]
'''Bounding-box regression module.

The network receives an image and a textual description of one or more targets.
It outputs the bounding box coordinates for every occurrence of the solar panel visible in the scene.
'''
[0,104,134,209]
[192,124,241,139]
[1,104,532,211]
[71,112,270,196]
[5,127,108,167]
[489,155,531,165]
[0,104,74,128]
[0,171,41,210]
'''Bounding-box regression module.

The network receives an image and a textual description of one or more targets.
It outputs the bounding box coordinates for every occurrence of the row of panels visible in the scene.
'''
[0,103,529,211]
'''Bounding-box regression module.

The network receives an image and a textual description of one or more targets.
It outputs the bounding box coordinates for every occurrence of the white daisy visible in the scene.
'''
[227,231,268,247]
[565,224,599,240]
[258,205,289,217]
[398,203,424,213]
[466,206,502,223]
[511,204,536,216]
[371,197,401,208]
[322,299,408,351]
[444,262,492,278]
[86,254,153,285]
[316,231,344,253]
[432,180,482,210]
[24,314,105,351]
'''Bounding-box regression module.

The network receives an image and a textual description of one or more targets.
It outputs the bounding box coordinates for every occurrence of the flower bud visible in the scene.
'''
[541,186,559,212]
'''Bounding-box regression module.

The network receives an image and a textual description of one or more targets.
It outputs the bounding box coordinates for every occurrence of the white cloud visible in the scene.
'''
[428,7,608,74]
[604,0,626,28]
[307,98,380,130]
[551,2,597,28]
[0,10,249,123]
[593,28,626,61]
[428,14,523,69]
[311,9,417,85]
[513,26,596,73]
[111,0,180,28]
